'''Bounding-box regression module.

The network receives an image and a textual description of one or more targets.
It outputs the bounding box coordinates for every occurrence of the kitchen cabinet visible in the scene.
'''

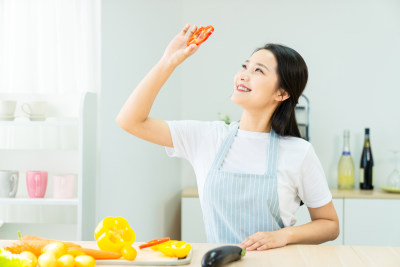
[344,199,400,246]
[182,187,400,246]
[0,92,97,240]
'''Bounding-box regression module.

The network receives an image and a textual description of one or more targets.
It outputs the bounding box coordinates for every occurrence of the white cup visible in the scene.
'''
[0,170,19,198]
[0,101,17,121]
[21,101,47,121]
[52,174,76,199]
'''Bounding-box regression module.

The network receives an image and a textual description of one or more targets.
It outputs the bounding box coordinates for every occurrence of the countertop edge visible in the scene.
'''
[182,187,400,199]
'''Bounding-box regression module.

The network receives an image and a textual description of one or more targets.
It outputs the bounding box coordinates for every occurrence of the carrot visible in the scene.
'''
[20,235,45,240]
[20,235,81,248]
[5,240,54,256]
[68,247,122,260]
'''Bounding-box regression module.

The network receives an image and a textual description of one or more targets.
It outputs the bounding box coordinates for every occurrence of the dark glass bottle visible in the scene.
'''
[360,128,374,190]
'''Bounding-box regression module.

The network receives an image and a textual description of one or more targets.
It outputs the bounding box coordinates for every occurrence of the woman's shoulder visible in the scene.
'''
[279,135,311,149]
[204,120,235,137]
[278,135,312,160]
[167,119,233,137]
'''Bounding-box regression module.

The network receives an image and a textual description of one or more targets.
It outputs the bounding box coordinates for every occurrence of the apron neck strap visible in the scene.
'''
[211,123,280,174]
[210,123,239,170]
[267,129,279,175]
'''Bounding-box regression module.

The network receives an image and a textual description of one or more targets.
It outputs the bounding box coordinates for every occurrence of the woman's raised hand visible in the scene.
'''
[162,24,201,68]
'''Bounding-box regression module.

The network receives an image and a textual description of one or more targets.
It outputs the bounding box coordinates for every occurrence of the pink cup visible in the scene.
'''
[52,174,75,199]
[26,171,48,198]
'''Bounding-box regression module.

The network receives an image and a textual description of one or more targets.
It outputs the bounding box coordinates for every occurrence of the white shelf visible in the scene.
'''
[0,119,78,127]
[0,92,97,240]
[0,198,78,206]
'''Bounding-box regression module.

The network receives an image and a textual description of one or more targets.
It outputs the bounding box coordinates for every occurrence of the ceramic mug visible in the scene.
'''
[0,101,17,121]
[26,171,48,198]
[52,174,75,199]
[0,170,19,198]
[21,101,47,121]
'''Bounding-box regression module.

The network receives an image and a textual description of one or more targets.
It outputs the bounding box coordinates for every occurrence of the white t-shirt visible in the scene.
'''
[165,120,332,227]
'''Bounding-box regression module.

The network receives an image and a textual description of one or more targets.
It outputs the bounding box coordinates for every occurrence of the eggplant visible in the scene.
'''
[201,245,246,267]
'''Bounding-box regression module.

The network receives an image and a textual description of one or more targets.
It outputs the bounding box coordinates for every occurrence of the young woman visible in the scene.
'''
[117,24,339,251]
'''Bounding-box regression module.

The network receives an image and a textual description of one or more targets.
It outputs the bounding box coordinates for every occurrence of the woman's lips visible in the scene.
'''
[236,84,251,92]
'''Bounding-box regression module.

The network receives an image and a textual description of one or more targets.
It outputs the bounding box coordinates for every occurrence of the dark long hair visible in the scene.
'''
[254,44,308,138]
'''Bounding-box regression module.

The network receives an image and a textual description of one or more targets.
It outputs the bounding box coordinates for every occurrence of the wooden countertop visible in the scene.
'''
[182,186,400,199]
[2,240,400,266]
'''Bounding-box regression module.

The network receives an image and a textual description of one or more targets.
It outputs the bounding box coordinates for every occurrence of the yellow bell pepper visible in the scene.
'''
[94,217,135,253]
[157,240,191,258]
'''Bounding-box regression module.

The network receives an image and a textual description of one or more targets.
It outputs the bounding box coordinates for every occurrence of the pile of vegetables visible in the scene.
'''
[0,216,191,266]
[94,217,191,259]
[2,233,120,267]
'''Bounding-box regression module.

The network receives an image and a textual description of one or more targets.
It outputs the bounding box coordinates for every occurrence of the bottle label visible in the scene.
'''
[360,168,364,183]
[342,151,351,156]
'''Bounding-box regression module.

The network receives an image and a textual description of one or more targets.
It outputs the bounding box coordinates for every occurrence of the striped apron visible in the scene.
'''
[201,122,284,243]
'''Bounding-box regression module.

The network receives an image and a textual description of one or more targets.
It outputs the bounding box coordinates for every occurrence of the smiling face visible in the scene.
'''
[232,49,284,111]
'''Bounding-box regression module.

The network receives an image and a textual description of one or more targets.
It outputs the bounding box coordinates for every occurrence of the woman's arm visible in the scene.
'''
[286,201,339,244]
[116,24,199,147]
[240,201,339,250]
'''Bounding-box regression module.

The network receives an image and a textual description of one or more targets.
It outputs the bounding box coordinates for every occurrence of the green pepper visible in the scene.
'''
[0,248,31,267]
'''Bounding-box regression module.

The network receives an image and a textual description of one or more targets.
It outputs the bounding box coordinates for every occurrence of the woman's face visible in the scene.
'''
[232,49,282,111]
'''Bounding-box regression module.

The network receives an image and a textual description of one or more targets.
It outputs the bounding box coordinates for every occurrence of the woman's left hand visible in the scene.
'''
[239,230,289,251]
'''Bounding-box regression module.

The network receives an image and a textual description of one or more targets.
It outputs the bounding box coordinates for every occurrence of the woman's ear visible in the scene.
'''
[275,88,290,102]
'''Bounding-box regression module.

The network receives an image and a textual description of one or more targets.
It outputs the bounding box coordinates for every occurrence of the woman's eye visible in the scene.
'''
[255,68,264,74]
[241,64,247,69]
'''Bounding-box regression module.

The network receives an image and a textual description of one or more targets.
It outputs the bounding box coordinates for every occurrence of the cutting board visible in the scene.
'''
[96,248,192,266]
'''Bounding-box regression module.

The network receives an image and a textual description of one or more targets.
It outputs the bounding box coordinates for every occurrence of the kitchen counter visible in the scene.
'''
[184,243,400,267]
[1,240,400,266]
[182,186,400,199]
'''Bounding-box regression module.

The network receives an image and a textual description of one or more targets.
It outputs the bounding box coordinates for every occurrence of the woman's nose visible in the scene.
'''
[240,71,249,81]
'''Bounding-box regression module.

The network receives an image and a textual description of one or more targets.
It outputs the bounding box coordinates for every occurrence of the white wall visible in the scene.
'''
[101,0,400,240]
[100,0,183,240]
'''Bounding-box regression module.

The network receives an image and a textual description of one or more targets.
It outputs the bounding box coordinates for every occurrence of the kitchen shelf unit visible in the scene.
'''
[0,92,97,241]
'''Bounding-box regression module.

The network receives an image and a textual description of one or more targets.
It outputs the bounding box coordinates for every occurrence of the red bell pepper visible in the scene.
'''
[138,237,170,249]
[187,25,214,46]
